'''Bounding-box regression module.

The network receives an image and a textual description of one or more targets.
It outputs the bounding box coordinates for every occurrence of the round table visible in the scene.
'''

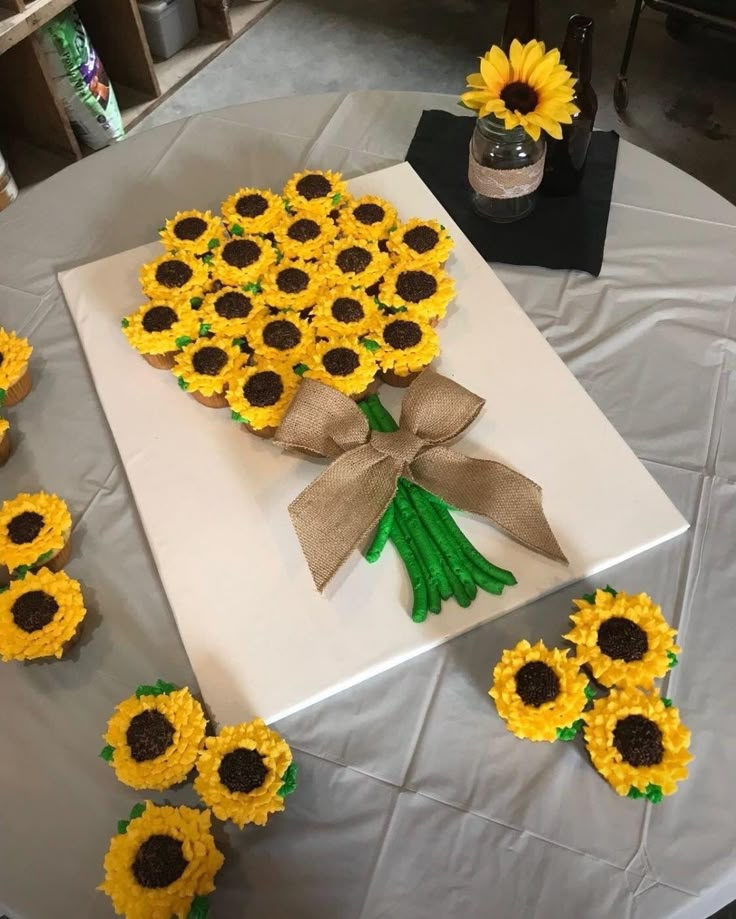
[2,92,735,919]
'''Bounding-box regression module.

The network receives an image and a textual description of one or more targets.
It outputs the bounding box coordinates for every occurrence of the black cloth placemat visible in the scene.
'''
[405,110,619,276]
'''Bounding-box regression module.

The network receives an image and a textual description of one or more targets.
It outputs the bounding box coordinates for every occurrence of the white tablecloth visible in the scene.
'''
[1,91,735,919]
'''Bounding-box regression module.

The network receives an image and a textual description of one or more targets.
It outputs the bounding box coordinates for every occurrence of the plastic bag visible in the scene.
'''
[38,9,125,151]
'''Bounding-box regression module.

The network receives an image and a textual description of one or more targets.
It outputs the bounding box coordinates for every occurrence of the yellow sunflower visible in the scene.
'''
[208,234,277,287]
[376,314,440,377]
[221,186,285,235]
[272,211,338,260]
[461,39,578,141]
[159,210,225,256]
[0,492,71,574]
[122,301,200,357]
[489,639,589,742]
[386,218,454,268]
[0,328,33,407]
[260,259,325,311]
[245,311,312,364]
[565,588,680,690]
[101,682,207,790]
[227,359,300,433]
[584,687,692,800]
[380,264,455,321]
[100,801,223,919]
[311,286,381,339]
[304,335,379,397]
[197,286,265,340]
[339,195,398,241]
[194,719,296,828]
[323,237,389,288]
[0,568,86,661]
[173,336,243,399]
[283,169,348,215]
[140,253,210,303]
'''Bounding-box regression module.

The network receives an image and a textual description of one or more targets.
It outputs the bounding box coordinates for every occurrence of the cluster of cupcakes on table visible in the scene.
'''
[122,169,456,436]
[0,327,34,466]
[99,679,297,917]
[489,587,692,803]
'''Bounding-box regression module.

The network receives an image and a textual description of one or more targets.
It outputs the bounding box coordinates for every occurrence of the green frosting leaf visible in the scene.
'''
[362,338,380,352]
[190,296,204,309]
[231,409,249,424]
[13,565,31,579]
[175,336,193,349]
[584,684,597,701]
[581,592,596,604]
[230,224,244,236]
[202,254,214,265]
[0,584,8,594]
[627,786,646,799]
[331,192,342,205]
[556,719,584,742]
[243,282,262,294]
[662,697,673,707]
[0,389,6,406]
[117,819,129,834]
[198,324,211,337]
[667,651,679,669]
[121,317,129,328]
[293,363,309,376]
[187,895,210,919]
[129,802,147,820]
[645,783,664,804]
[32,550,54,568]
[231,338,245,347]
[207,238,220,250]
[278,761,298,797]
[99,744,115,762]
[178,377,189,391]
[603,585,618,597]
[135,679,178,699]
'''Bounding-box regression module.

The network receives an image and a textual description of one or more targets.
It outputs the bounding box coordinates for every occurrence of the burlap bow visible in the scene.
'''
[274,370,567,590]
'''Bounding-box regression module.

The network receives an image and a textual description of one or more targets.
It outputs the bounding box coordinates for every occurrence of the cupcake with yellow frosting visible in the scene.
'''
[305,334,379,399]
[272,212,338,260]
[173,336,243,408]
[260,260,325,312]
[159,210,225,256]
[122,301,200,370]
[0,328,33,407]
[283,169,348,216]
[0,568,87,661]
[0,492,72,575]
[227,359,300,438]
[387,218,454,267]
[312,286,381,340]
[339,195,398,241]
[221,187,284,235]
[208,235,277,288]
[323,237,388,289]
[0,417,10,466]
[376,315,440,386]
[380,264,455,323]
[197,286,264,341]
[140,253,209,304]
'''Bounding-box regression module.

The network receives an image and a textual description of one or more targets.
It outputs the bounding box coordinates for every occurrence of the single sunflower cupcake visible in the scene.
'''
[283,169,348,215]
[194,719,297,828]
[272,211,338,260]
[100,681,207,790]
[140,253,209,303]
[122,301,200,370]
[0,328,33,407]
[305,335,379,399]
[227,359,300,438]
[100,801,224,919]
[0,492,72,575]
[312,286,381,339]
[246,311,311,366]
[173,336,243,408]
[380,264,455,322]
[387,218,454,268]
[584,687,692,801]
[221,187,284,235]
[0,568,86,661]
[565,587,680,690]
[208,234,277,287]
[376,315,440,386]
[197,286,264,340]
[0,417,10,466]
[260,259,325,311]
[323,237,388,288]
[159,210,225,256]
[339,195,398,241]
[489,639,589,742]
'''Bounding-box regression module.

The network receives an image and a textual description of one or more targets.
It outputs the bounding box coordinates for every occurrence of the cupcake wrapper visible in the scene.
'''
[0,430,10,467]
[379,367,423,388]
[243,422,277,439]
[143,351,178,370]
[4,367,32,407]
[44,538,72,573]
[191,390,229,408]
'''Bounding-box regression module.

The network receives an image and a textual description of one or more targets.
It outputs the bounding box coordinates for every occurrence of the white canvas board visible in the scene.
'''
[59,162,688,724]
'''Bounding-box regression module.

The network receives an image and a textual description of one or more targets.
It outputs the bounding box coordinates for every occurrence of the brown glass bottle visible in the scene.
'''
[501,0,540,49]
[541,15,598,196]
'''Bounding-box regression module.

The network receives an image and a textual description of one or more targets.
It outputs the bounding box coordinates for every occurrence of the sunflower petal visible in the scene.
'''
[460,90,489,110]
[466,71,485,89]
[480,56,507,92]
[486,44,511,83]
[480,98,506,117]
[520,41,545,82]
[509,39,525,77]
[527,111,562,140]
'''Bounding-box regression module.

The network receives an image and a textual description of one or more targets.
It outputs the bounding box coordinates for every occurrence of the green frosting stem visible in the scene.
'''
[390,512,428,622]
[366,504,394,563]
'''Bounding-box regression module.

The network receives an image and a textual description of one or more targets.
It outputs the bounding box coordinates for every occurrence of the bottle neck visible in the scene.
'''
[561,14,594,84]
[501,0,540,50]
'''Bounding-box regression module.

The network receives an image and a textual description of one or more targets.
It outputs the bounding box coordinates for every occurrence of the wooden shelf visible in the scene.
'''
[0,0,76,54]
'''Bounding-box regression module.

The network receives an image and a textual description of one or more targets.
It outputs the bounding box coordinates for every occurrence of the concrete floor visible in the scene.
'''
[137,0,736,204]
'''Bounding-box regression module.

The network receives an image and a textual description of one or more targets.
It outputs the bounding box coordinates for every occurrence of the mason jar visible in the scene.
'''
[468,114,546,223]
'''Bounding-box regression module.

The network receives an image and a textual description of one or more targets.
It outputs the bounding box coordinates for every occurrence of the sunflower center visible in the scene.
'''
[323,347,360,377]
[174,217,207,241]
[276,268,309,294]
[597,617,649,663]
[514,661,560,707]
[243,371,284,407]
[155,260,192,288]
[613,714,664,767]
[236,193,268,218]
[288,219,321,243]
[332,297,364,324]
[500,80,539,115]
[223,239,261,269]
[296,174,331,200]
[142,306,178,333]
[263,320,301,350]
[192,346,228,376]
[395,270,437,303]
[403,226,439,254]
[383,319,422,350]
[215,291,252,320]
[354,203,385,225]
[219,747,268,793]
[132,834,188,889]
[11,590,59,633]
[126,710,176,762]
[336,247,372,275]
[8,511,45,545]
